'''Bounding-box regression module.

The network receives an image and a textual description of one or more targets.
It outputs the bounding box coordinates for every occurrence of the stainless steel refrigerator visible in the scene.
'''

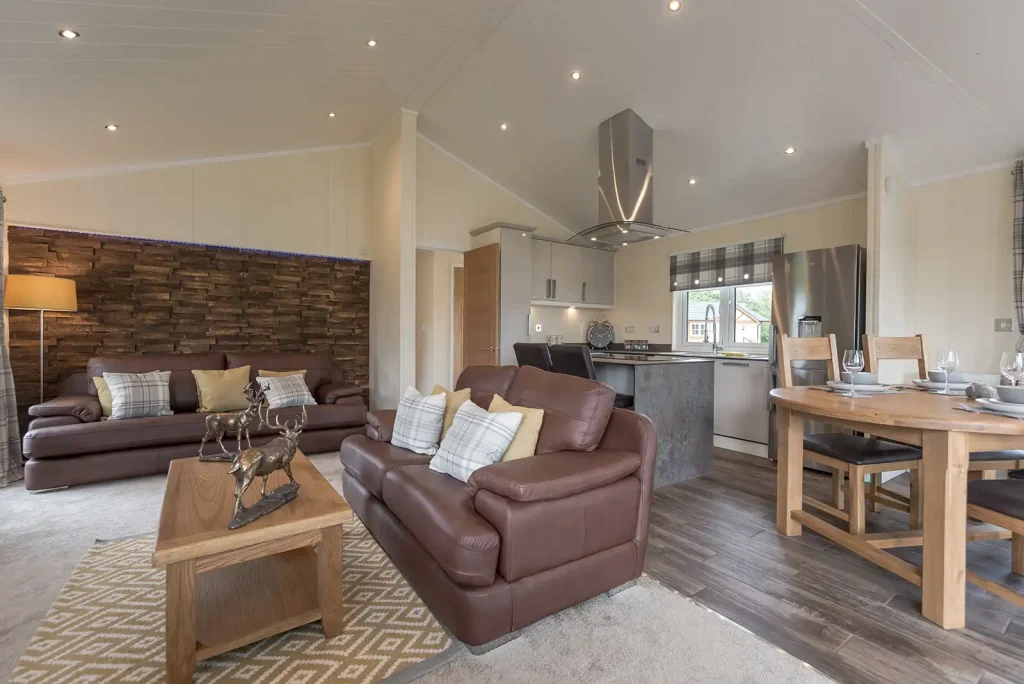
[767,245,866,464]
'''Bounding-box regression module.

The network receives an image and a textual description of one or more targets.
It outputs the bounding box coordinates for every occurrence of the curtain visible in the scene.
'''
[0,188,23,486]
[670,237,783,291]
[1014,162,1024,353]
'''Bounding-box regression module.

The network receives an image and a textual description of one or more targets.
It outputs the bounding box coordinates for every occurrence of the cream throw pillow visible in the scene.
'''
[93,376,114,417]
[258,369,307,379]
[192,366,251,413]
[489,395,544,461]
[431,385,471,439]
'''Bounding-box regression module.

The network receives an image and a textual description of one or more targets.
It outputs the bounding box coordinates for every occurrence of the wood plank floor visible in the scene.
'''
[645,449,1024,684]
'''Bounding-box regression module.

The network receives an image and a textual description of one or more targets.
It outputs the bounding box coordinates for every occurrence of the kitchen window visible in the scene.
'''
[673,283,772,352]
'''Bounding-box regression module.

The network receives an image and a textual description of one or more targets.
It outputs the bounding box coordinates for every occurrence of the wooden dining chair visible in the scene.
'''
[864,334,1024,522]
[777,333,922,535]
[962,479,1024,610]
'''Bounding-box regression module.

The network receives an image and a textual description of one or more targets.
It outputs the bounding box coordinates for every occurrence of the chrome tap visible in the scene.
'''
[703,304,723,354]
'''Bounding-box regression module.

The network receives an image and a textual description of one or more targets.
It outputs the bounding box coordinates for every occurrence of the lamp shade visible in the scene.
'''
[4,275,78,312]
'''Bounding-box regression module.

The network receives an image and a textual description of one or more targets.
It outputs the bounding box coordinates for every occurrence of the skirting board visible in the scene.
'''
[714,435,768,459]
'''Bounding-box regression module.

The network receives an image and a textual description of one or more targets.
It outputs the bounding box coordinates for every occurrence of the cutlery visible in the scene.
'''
[955,403,1024,420]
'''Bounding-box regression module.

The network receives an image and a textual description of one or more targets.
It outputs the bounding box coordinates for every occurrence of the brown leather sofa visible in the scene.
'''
[340,365,656,647]
[23,352,367,491]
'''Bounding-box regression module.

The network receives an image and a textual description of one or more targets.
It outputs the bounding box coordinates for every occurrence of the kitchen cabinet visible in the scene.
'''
[531,239,615,307]
[531,240,552,300]
[582,248,614,305]
[713,359,770,444]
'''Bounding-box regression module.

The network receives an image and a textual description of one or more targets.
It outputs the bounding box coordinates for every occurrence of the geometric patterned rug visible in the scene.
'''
[9,519,453,683]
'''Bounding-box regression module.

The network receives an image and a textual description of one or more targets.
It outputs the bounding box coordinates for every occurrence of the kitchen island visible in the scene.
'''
[592,355,714,487]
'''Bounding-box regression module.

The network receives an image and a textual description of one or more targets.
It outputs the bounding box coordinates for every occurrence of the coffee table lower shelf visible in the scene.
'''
[193,547,322,661]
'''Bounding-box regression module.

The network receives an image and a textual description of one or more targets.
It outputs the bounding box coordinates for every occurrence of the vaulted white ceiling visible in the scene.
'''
[3,0,1022,236]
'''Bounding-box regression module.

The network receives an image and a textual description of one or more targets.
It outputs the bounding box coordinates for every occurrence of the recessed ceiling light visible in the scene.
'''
[328,112,336,118]
[653,235,660,239]
[571,70,582,81]
[105,124,119,132]
[500,122,508,131]
[622,229,630,234]
[784,146,796,155]
[689,178,697,185]
[590,237,597,241]
[366,39,377,47]
[668,0,681,11]
[621,242,628,246]
[521,233,527,237]
[59,29,79,39]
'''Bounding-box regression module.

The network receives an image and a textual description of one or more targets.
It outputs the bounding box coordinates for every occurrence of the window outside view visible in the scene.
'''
[678,283,772,349]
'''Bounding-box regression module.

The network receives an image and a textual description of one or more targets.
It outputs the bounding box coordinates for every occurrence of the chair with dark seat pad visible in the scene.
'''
[513,342,553,372]
[864,333,1024,520]
[778,333,921,535]
[549,344,633,409]
[964,480,1024,609]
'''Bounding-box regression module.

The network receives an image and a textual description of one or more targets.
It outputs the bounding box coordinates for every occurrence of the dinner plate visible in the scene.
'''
[825,381,893,394]
[912,378,971,391]
[976,398,1024,417]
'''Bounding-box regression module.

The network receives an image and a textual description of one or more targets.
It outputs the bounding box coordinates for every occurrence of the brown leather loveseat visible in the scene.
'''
[339,365,656,647]
[23,352,367,491]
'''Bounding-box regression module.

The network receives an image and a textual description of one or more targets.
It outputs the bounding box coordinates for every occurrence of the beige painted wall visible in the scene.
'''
[369,111,418,410]
[416,249,464,392]
[902,168,1016,375]
[416,136,572,251]
[3,147,372,260]
[529,305,611,344]
[610,197,867,346]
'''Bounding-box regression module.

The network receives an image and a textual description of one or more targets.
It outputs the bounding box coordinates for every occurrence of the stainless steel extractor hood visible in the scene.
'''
[569,109,688,250]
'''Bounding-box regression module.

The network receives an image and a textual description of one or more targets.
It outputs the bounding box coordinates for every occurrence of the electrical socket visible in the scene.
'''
[625,325,636,334]
[996,318,1014,332]
[535,324,543,332]
[649,325,660,334]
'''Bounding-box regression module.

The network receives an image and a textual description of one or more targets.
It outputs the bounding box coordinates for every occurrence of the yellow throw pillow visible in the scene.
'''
[431,385,471,439]
[93,376,113,417]
[257,369,307,378]
[193,366,251,413]
[489,394,544,461]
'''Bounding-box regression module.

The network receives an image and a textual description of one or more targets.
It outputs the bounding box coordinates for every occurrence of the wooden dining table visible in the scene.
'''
[771,386,1024,629]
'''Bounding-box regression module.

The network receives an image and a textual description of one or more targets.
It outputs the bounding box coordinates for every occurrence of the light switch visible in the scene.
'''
[996,318,1015,332]
[535,324,543,332]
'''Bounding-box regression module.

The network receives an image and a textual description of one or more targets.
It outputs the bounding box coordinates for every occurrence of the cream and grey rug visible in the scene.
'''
[10,520,453,683]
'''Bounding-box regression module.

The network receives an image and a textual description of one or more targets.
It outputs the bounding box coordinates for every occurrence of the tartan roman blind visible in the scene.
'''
[670,237,784,292]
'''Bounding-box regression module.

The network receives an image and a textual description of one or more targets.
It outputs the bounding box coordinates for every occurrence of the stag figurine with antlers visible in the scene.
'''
[226,402,307,529]
[198,383,266,462]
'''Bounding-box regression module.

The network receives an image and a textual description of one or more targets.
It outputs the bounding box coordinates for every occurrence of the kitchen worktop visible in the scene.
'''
[591,354,714,366]
[593,350,770,362]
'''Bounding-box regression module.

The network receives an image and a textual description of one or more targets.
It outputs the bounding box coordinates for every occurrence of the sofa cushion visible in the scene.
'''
[87,353,226,413]
[504,365,614,453]
[104,371,174,420]
[25,404,366,459]
[226,352,334,392]
[455,366,519,408]
[382,465,500,587]
[340,435,432,498]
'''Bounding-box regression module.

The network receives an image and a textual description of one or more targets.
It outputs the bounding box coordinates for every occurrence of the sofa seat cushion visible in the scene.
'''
[340,435,432,498]
[382,465,499,587]
[25,404,366,460]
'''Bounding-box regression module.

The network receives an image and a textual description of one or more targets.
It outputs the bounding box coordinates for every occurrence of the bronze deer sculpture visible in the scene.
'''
[228,402,307,519]
[198,383,265,460]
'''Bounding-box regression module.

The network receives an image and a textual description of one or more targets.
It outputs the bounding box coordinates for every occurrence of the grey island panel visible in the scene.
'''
[632,360,714,487]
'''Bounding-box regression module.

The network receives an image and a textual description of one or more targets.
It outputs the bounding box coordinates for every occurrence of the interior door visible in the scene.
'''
[463,243,500,367]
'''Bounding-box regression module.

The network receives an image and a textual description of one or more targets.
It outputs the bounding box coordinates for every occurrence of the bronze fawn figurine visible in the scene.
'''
[226,402,307,529]
[198,383,265,462]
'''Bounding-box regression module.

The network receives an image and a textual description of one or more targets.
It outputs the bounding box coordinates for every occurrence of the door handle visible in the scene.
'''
[721,361,750,367]
[546,279,551,299]
[553,279,557,299]
[582,282,587,301]
[483,346,498,352]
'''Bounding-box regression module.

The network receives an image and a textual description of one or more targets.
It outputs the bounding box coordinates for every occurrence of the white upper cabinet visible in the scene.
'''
[530,239,615,307]
[531,239,553,300]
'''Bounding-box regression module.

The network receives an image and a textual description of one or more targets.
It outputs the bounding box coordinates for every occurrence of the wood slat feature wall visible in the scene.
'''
[6,226,370,409]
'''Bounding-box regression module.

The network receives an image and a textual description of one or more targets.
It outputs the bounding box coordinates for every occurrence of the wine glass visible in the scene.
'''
[935,349,960,395]
[842,350,865,398]
[1000,352,1024,386]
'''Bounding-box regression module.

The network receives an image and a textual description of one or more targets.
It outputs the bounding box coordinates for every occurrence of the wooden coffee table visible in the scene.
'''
[152,451,351,683]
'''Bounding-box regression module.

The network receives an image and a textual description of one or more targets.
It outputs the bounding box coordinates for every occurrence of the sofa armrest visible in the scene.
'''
[316,380,362,404]
[27,395,101,423]
[366,409,397,442]
[466,450,641,503]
